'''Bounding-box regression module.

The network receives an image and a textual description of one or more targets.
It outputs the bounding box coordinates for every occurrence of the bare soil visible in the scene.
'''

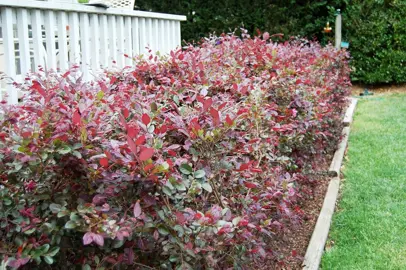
[351,84,406,95]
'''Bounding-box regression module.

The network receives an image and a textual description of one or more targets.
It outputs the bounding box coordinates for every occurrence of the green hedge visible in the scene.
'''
[342,0,406,84]
[136,0,406,84]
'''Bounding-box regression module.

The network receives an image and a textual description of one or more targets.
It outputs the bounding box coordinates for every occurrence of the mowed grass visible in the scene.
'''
[321,93,406,270]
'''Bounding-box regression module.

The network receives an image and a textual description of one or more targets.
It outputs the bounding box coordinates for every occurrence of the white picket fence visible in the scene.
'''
[0,0,186,104]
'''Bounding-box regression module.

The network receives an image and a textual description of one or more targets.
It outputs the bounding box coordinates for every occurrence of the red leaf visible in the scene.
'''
[127,126,138,139]
[143,164,154,172]
[21,131,32,138]
[168,150,177,157]
[218,102,228,110]
[203,98,213,112]
[250,167,263,173]
[196,95,204,103]
[232,83,238,91]
[238,163,250,171]
[225,115,234,126]
[139,148,154,161]
[209,107,220,126]
[135,135,146,146]
[110,76,117,84]
[105,151,112,159]
[123,108,130,118]
[142,114,151,126]
[99,158,109,168]
[62,71,70,78]
[32,80,46,97]
[73,111,81,126]
[119,114,128,130]
[244,182,258,189]
[175,212,186,225]
[133,200,142,218]
[59,103,68,111]
[127,135,138,156]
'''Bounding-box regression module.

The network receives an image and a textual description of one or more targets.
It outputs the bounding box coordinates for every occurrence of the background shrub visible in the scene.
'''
[0,33,350,269]
[136,0,406,84]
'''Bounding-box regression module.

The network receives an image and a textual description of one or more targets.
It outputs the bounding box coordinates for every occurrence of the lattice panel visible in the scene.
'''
[104,0,135,9]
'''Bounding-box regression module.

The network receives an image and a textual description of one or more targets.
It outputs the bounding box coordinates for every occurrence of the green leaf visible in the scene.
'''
[43,256,53,264]
[58,145,71,155]
[157,210,166,221]
[96,91,104,100]
[173,95,180,105]
[39,244,50,253]
[57,210,70,218]
[94,255,100,264]
[194,170,206,178]
[173,225,184,237]
[46,247,60,257]
[41,152,49,160]
[24,228,36,235]
[175,182,186,191]
[49,203,62,213]
[112,240,124,249]
[72,151,82,159]
[82,264,91,270]
[179,164,193,175]
[169,255,179,263]
[14,163,23,171]
[70,213,80,221]
[162,186,173,196]
[64,220,77,229]
[3,198,12,206]
[202,183,212,193]
[158,225,170,236]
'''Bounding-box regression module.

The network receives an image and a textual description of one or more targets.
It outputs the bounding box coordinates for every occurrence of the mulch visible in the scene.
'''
[269,175,330,270]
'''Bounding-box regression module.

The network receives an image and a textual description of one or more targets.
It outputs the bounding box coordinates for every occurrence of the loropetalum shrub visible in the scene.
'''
[0,33,350,269]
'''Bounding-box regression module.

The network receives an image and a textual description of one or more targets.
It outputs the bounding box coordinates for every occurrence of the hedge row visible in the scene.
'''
[137,0,406,84]
[0,33,350,269]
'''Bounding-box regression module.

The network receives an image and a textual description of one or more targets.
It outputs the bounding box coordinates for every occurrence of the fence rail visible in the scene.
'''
[0,0,186,104]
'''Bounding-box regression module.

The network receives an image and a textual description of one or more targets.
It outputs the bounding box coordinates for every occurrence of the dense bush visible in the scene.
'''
[0,33,350,269]
[138,0,406,84]
[342,0,406,84]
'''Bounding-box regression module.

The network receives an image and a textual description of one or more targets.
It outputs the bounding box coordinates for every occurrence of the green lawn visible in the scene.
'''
[322,93,406,270]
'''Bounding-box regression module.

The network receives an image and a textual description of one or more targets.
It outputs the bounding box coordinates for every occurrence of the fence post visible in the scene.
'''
[335,9,342,49]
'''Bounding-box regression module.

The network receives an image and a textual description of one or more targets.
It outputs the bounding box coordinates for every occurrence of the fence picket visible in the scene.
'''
[31,9,44,71]
[124,16,132,65]
[90,14,100,71]
[57,11,69,71]
[17,9,30,76]
[80,13,90,79]
[139,17,146,54]
[132,17,139,55]
[100,15,109,67]
[116,16,125,66]
[108,15,117,67]
[1,8,18,103]
[68,12,80,66]
[44,10,57,70]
